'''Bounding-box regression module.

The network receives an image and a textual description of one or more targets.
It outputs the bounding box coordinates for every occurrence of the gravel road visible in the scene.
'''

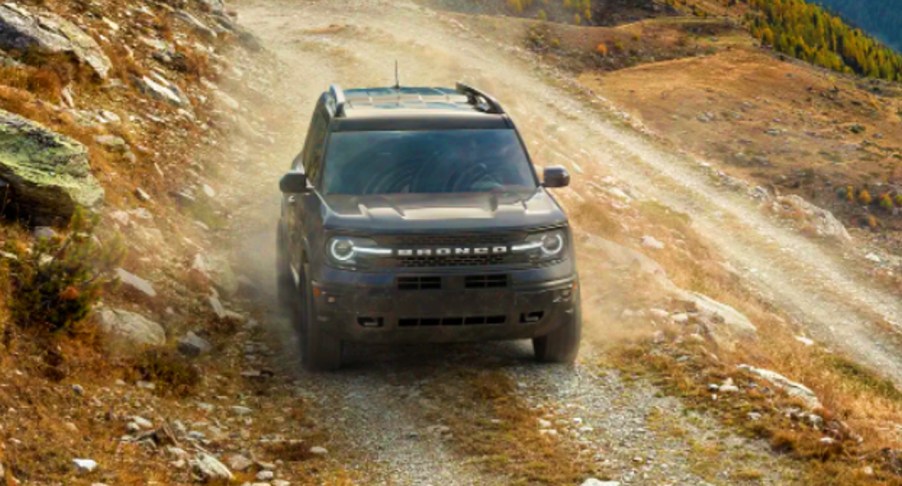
[213,0,898,483]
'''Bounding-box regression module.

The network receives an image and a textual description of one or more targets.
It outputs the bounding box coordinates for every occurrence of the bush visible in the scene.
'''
[7,209,124,334]
[132,348,201,396]
[596,42,609,56]
[895,194,902,207]
[878,193,894,211]
[858,189,873,205]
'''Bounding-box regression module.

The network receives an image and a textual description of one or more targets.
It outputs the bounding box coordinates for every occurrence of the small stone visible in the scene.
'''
[581,480,620,486]
[537,418,552,429]
[132,416,153,429]
[136,381,155,390]
[272,481,291,486]
[794,336,815,346]
[73,458,98,472]
[72,384,85,396]
[33,226,58,240]
[641,235,665,250]
[231,405,253,416]
[178,332,212,357]
[309,446,328,456]
[819,437,836,445]
[256,470,275,481]
[115,268,157,298]
[135,187,152,201]
[227,454,254,472]
[191,453,233,481]
[670,313,690,324]
[719,378,739,393]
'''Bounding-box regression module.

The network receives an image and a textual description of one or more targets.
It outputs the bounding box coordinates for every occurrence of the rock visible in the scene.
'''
[641,235,665,250]
[192,253,238,296]
[73,458,98,473]
[173,11,217,40]
[208,294,227,319]
[134,187,152,202]
[677,291,757,336]
[97,307,166,348]
[226,454,254,472]
[94,135,128,152]
[199,0,226,14]
[0,4,112,78]
[0,109,104,224]
[256,470,275,481]
[738,364,822,410]
[135,73,187,106]
[191,453,233,482]
[719,378,739,393]
[772,195,851,244]
[178,331,212,357]
[581,479,619,486]
[795,336,815,346]
[33,226,57,239]
[115,268,157,298]
[72,384,84,395]
[131,416,153,429]
[231,405,252,416]
[272,481,291,486]
[309,446,328,455]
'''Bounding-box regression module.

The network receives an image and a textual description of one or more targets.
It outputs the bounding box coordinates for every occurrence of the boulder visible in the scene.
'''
[96,307,166,349]
[191,453,233,482]
[178,331,212,357]
[771,195,851,244]
[0,3,112,79]
[0,109,104,225]
[737,364,822,410]
[115,268,157,298]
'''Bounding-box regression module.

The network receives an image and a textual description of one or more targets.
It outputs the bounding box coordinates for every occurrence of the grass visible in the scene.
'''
[421,368,605,485]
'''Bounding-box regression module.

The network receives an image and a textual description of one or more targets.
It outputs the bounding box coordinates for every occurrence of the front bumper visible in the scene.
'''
[309,262,579,344]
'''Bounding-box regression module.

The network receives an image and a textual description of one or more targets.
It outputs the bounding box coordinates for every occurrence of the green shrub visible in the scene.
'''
[7,209,124,334]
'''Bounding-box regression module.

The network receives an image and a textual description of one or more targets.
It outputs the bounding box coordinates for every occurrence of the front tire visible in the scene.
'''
[294,264,342,371]
[533,294,582,364]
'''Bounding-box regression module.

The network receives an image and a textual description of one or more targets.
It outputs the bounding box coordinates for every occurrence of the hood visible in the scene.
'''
[320,189,567,233]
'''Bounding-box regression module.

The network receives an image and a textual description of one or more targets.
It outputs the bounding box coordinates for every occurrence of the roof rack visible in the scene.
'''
[329,84,347,117]
[456,83,505,114]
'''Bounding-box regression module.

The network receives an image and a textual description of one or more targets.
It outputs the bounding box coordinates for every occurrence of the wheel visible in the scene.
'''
[533,292,582,364]
[294,264,343,371]
[276,224,294,310]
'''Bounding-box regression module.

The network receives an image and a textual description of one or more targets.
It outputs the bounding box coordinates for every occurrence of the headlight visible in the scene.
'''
[326,236,391,267]
[512,229,567,261]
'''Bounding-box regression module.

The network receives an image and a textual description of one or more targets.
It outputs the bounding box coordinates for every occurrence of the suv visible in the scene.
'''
[277,83,581,370]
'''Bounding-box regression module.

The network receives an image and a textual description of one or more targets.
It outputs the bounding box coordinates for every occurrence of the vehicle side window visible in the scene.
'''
[301,111,328,186]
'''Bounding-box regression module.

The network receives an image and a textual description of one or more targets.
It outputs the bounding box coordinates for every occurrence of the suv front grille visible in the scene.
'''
[464,274,508,288]
[372,232,531,269]
[398,315,507,327]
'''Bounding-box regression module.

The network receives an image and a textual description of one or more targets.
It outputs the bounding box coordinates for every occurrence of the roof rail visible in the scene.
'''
[329,84,347,117]
[456,82,505,114]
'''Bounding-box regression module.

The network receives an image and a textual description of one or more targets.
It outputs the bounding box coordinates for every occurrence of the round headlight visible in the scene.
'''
[329,238,355,261]
[540,232,564,256]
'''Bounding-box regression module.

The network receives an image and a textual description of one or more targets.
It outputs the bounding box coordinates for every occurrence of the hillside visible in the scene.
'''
[813,0,902,53]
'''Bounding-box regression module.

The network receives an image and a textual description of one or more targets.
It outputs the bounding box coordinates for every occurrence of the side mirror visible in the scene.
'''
[280,171,309,193]
[542,166,570,188]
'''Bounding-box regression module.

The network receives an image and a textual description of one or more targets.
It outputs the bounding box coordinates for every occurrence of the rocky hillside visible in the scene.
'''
[0,0,343,483]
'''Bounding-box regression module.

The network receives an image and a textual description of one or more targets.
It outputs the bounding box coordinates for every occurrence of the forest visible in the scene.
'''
[745,0,902,82]
[812,0,902,53]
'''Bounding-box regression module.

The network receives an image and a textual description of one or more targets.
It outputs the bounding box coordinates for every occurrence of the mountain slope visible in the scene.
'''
[812,0,902,53]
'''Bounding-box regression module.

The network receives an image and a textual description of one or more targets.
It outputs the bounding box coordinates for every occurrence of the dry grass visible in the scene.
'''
[421,368,604,485]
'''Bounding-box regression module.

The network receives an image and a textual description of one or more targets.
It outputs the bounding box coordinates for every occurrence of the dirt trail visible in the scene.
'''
[215,0,902,483]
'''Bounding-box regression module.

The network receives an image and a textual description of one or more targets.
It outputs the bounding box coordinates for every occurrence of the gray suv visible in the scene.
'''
[277,83,581,370]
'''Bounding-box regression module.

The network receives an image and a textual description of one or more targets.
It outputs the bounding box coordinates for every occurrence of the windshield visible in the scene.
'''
[321,129,537,195]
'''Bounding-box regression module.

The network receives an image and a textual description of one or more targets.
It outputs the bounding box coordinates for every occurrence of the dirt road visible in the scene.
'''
[215,0,902,483]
